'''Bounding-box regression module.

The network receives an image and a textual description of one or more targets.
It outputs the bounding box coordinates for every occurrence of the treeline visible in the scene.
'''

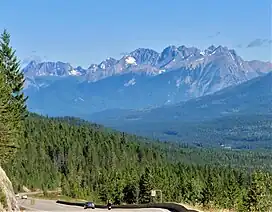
[1,30,272,211]
[4,115,272,211]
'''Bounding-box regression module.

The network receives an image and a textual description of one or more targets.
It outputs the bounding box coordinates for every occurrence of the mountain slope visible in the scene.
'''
[247,60,272,75]
[90,72,272,123]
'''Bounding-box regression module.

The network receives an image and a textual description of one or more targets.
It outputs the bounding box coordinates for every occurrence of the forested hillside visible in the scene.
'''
[3,114,272,211]
[107,114,272,149]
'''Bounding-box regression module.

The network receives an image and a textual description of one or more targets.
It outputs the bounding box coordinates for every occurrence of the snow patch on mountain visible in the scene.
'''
[100,63,106,69]
[184,76,193,84]
[69,69,81,76]
[74,97,84,102]
[124,78,136,87]
[195,58,204,62]
[176,78,182,87]
[159,69,166,74]
[125,56,137,65]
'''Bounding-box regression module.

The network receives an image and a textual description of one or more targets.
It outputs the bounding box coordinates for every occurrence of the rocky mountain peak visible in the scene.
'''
[129,48,159,65]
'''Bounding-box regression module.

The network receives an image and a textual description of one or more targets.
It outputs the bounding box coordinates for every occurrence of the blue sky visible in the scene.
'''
[1,0,271,68]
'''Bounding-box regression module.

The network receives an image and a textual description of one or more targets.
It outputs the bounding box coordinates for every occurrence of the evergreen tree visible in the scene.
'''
[222,171,240,209]
[0,70,17,163]
[0,29,27,118]
[123,183,137,204]
[0,29,27,164]
[243,171,272,212]
[200,171,215,207]
[139,167,153,204]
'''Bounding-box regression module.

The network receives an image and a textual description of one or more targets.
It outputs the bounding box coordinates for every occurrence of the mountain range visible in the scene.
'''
[23,45,271,117]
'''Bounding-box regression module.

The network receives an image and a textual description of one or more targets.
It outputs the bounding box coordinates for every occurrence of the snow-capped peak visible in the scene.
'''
[125,56,137,65]
[200,51,205,56]
[69,69,83,76]
[100,63,106,69]
[97,57,117,70]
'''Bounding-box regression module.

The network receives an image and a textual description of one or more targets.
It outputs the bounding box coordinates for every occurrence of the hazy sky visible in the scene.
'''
[1,0,271,68]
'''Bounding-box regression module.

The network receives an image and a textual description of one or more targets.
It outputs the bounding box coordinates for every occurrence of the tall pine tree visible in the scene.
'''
[0,29,27,118]
[123,183,137,204]
[139,167,153,204]
[0,69,17,163]
[0,30,27,164]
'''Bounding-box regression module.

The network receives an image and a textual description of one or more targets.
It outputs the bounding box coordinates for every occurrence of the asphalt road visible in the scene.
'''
[18,198,171,212]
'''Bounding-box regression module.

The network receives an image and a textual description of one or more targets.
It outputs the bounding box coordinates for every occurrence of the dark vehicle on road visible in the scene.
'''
[84,202,95,209]
[107,202,112,210]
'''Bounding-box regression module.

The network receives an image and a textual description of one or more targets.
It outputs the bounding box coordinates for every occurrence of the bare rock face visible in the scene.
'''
[0,166,19,212]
